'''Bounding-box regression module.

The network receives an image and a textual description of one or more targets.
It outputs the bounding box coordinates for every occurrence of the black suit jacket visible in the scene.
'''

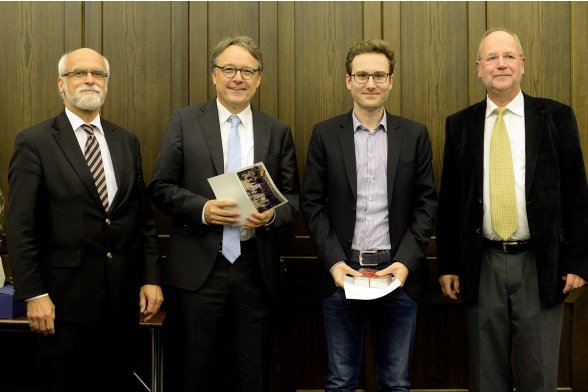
[148,99,299,300]
[301,111,438,300]
[7,111,162,322]
[437,94,588,306]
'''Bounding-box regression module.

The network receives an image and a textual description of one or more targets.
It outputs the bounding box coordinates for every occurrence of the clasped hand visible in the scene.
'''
[204,199,274,229]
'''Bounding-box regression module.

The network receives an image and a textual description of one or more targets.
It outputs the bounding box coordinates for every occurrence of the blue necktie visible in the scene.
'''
[222,115,241,263]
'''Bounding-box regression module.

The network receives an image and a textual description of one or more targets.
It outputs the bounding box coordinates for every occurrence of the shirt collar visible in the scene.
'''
[64,107,103,134]
[352,109,388,133]
[216,98,253,129]
[485,90,524,118]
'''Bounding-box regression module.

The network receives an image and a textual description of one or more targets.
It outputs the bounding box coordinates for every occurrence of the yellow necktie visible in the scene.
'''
[490,107,518,240]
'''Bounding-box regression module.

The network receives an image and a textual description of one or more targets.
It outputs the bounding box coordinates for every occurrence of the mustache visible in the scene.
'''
[77,85,102,94]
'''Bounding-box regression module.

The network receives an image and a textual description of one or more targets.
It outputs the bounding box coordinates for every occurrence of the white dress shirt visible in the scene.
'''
[65,108,118,207]
[482,91,530,241]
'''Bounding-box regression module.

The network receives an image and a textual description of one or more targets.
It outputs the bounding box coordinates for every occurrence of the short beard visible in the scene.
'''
[63,82,106,111]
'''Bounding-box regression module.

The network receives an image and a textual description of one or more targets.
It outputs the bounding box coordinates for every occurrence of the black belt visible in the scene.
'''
[483,239,531,254]
[348,249,392,266]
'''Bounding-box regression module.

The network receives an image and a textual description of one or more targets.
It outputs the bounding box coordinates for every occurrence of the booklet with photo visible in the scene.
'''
[207,162,288,226]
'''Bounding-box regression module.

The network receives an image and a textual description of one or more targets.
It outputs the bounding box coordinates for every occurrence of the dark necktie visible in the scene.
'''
[82,124,109,211]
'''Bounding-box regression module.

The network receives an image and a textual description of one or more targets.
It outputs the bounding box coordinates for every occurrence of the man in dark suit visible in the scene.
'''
[7,48,163,392]
[437,28,588,392]
[148,36,299,392]
[301,39,437,392]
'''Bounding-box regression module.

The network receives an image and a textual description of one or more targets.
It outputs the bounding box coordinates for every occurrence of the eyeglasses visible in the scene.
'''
[214,65,259,80]
[351,72,391,84]
[61,70,109,80]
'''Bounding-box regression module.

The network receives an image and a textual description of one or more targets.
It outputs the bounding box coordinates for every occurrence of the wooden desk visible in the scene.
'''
[0,311,166,392]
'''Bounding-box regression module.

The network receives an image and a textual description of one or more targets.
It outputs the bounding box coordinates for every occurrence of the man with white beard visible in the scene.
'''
[8,48,163,392]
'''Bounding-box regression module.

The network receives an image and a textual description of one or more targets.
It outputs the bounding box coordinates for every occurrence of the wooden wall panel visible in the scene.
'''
[0,2,67,199]
[294,1,363,177]
[399,2,469,184]
[1,2,588,391]
[188,2,209,106]
[571,2,588,175]
[259,2,279,118]
[467,2,487,106]
[101,2,173,182]
[382,2,401,116]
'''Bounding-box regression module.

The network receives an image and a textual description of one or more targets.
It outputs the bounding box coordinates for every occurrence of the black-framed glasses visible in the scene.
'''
[214,65,259,80]
[351,72,390,84]
[61,70,109,80]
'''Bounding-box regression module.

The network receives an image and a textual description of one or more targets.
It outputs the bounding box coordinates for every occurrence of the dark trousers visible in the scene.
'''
[466,248,564,392]
[38,316,137,392]
[165,243,271,392]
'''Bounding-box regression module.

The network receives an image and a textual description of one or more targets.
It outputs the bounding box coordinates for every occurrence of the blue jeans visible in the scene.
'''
[322,263,418,392]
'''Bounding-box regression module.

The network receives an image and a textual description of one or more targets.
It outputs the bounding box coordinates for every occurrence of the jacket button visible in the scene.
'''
[105,218,111,225]
[106,252,113,259]
[478,198,482,204]
[476,228,481,234]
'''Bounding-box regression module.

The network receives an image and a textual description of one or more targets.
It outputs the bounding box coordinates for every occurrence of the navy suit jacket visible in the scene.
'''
[8,111,162,322]
[148,98,299,300]
[301,111,438,300]
[437,94,588,306]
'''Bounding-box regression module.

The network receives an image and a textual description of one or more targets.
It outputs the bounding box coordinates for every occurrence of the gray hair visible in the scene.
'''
[210,36,263,73]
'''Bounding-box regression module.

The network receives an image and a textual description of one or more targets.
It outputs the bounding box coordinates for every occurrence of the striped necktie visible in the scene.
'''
[489,107,517,240]
[82,124,109,211]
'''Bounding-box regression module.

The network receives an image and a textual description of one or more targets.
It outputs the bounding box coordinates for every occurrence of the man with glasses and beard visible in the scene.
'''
[8,48,163,392]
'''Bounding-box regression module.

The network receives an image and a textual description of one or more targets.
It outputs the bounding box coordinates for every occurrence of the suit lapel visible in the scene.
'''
[253,109,271,164]
[386,114,402,205]
[523,94,543,198]
[199,100,225,175]
[51,112,104,207]
[102,119,124,211]
[338,114,357,199]
[468,100,487,196]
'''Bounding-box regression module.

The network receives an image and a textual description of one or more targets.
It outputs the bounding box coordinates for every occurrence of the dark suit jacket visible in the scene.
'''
[301,111,438,300]
[437,93,588,307]
[148,98,299,300]
[7,111,162,323]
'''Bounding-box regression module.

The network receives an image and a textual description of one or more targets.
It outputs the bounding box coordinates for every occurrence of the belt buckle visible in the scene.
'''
[502,241,517,252]
[359,250,378,266]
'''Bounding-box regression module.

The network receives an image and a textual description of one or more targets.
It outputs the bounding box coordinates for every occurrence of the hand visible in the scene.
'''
[439,274,461,300]
[26,296,56,336]
[330,262,363,288]
[375,261,409,285]
[139,284,163,321]
[562,273,586,294]
[203,199,240,225]
[242,209,275,230]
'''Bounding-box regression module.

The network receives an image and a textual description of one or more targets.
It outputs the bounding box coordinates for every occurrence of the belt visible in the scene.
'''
[348,249,392,266]
[483,239,531,254]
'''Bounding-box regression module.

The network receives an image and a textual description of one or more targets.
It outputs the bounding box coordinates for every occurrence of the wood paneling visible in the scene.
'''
[1,2,588,391]
[571,2,588,174]
[0,2,66,200]
[101,2,173,182]
[399,2,469,185]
